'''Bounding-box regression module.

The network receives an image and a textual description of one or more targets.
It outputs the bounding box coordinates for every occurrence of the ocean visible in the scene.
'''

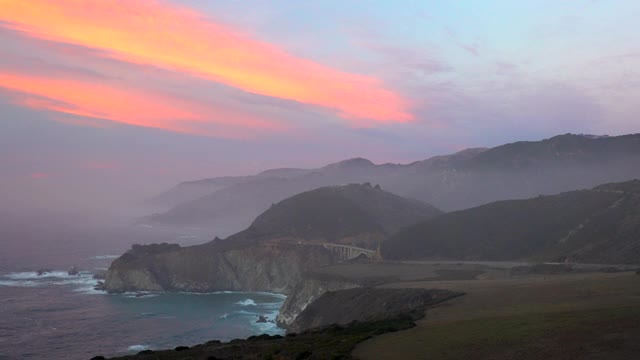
[0,214,285,360]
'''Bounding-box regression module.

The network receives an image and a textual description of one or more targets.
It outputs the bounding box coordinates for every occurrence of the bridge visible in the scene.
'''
[322,243,377,261]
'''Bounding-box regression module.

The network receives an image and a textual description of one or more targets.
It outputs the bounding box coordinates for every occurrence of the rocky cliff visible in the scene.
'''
[288,287,464,333]
[276,277,360,327]
[105,240,336,294]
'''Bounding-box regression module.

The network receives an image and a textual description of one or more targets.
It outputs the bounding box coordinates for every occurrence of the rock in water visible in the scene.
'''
[36,269,52,276]
[67,265,79,276]
[92,270,107,280]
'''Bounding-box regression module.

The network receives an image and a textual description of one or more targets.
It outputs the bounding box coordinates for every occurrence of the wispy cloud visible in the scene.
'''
[0,71,284,138]
[0,0,412,124]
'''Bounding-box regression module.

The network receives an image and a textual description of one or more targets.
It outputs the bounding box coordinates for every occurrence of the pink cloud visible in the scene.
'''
[30,172,50,180]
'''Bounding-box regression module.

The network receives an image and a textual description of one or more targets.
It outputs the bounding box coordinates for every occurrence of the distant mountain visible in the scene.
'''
[148,168,311,209]
[382,179,640,264]
[230,183,441,248]
[145,133,640,235]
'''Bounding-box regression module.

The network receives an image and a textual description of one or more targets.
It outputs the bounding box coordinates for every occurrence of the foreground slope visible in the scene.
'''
[383,180,640,264]
[146,134,640,233]
[355,271,640,360]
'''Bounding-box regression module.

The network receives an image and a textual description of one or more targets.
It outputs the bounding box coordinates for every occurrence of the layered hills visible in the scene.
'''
[105,184,440,322]
[383,180,640,264]
[145,134,640,235]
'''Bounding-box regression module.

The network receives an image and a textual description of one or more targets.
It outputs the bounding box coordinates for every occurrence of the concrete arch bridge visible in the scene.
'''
[322,243,376,261]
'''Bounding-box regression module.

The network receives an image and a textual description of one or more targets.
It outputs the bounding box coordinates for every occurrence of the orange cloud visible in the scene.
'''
[0,71,282,137]
[0,0,412,123]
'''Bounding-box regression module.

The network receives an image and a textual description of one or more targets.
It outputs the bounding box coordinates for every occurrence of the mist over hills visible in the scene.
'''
[105,184,437,295]
[231,183,441,248]
[145,133,640,235]
[383,180,640,264]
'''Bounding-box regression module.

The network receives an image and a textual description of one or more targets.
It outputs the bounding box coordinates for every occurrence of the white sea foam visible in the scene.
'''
[236,299,257,306]
[4,271,84,280]
[0,279,39,287]
[254,308,283,334]
[123,292,159,298]
[127,344,151,352]
[89,255,120,260]
[236,310,259,315]
[0,270,104,294]
[74,285,107,295]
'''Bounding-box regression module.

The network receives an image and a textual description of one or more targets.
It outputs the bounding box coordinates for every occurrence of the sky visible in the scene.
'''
[1,0,639,213]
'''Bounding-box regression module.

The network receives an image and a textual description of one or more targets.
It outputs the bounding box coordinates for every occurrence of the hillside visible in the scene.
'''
[144,133,640,233]
[105,184,439,304]
[382,180,640,264]
[241,183,441,243]
[147,168,311,210]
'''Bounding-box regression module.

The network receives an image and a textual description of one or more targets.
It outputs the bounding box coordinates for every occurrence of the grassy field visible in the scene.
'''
[353,272,640,359]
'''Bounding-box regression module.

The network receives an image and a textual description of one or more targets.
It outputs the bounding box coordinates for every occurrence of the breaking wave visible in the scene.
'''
[127,344,151,352]
[236,299,257,306]
[0,270,105,294]
[89,255,120,260]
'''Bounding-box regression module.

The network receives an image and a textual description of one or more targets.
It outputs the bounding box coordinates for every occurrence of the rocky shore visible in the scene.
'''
[96,287,462,360]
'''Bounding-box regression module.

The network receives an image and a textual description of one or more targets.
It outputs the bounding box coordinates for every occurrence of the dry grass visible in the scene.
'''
[353,272,640,359]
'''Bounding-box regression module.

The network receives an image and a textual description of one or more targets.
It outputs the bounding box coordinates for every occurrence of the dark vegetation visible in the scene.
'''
[245,183,441,240]
[383,180,640,263]
[104,315,423,360]
[204,183,441,251]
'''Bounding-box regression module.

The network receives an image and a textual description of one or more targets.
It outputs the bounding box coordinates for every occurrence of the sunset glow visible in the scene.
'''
[0,0,413,124]
[0,71,282,136]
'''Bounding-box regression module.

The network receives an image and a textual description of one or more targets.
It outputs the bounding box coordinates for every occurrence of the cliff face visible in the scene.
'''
[276,278,359,327]
[288,287,464,333]
[104,242,335,294]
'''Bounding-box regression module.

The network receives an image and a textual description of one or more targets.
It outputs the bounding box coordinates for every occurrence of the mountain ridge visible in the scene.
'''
[145,133,640,236]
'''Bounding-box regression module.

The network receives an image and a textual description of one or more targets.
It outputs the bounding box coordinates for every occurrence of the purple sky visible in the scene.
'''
[0,0,639,213]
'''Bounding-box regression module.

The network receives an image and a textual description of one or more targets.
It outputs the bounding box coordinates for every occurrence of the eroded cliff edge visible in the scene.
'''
[105,241,334,295]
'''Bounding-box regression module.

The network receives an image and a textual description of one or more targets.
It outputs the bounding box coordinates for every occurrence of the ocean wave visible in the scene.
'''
[127,344,151,352]
[1,271,104,294]
[253,308,284,334]
[0,279,39,287]
[4,271,90,280]
[235,310,259,315]
[89,255,120,260]
[177,290,234,295]
[236,299,257,306]
[123,292,159,298]
[259,301,285,309]
[74,285,107,295]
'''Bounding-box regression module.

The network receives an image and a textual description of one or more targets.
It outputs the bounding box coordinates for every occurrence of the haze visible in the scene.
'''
[2,0,640,217]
